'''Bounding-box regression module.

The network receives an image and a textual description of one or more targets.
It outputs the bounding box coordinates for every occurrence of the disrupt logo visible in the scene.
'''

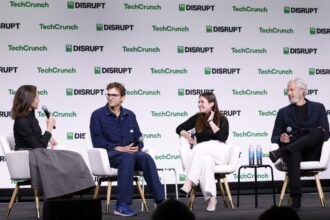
[206,26,242,33]
[143,133,162,139]
[233,172,269,180]
[122,46,160,53]
[67,132,86,140]
[37,67,76,74]
[177,46,213,53]
[178,88,214,96]
[39,23,78,30]
[231,47,267,54]
[66,45,103,52]
[0,156,5,162]
[310,27,330,35]
[258,68,293,75]
[126,89,161,96]
[283,89,318,96]
[309,68,330,75]
[232,6,268,13]
[67,1,106,9]
[232,89,268,96]
[151,111,188,117]
[0,111,11,118]
[8,89,48,96]
[155,154,180,160]
[205,67,240,75]
[284,7,318,14]
[38,111,77,118]
[150,67,188,75]
[259,27,294,34]
[152,25,189,32]
[0,23,20,29]
[124,3,161,10]
[10,1,49,8]
[283,47,317,55]
[94,67,132,74]
[232,131,268,138]
[179,4,215,11]
[66,88,105,96]
[220,110,241,117]
[0,67,18,73]
[96,24,134,31]
[258,110,277,117]
[8,45,47,52]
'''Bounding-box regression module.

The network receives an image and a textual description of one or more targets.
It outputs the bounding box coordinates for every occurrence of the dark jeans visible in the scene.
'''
[282,128,325,196]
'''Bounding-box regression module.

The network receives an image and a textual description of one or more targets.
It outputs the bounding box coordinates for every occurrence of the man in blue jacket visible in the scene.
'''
[269,78,329,210]
[90,82,164,216]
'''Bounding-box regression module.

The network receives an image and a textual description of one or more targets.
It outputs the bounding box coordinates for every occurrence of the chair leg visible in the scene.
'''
[188,186,196,211]
[93,179,101,199]
[218,178,228,208]
[135,177,148,212]
[315,174,326,207]
[106,181,112,213]
[278,174,289,207]
[6,183,20,218]
[34,189,40,219]
[223,177,234,210]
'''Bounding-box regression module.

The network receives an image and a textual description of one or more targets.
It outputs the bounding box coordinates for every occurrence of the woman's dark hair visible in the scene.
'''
[11,85,37,120]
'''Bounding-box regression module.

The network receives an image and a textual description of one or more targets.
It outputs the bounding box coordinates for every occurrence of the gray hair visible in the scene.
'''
[288,77,308,96]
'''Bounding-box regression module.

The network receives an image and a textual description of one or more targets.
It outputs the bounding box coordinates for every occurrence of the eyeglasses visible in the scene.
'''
[105,93,121,98]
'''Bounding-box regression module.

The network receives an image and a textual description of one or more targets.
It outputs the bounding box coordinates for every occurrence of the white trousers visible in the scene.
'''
[181,139,230,200]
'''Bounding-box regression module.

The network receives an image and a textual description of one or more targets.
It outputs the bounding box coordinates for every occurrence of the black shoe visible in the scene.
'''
[290,196,301,211]
[269,149,283,163]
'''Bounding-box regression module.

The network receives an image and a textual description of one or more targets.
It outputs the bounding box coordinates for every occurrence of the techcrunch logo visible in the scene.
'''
[67,132,86,140]
[0,67,18,73]
[205,67,240,75]
[96,24,134,31]
[9,89,48,96]
[38,111,77,118]
[232,131,268,137]
[179,4,215,11]
[10,1,49,8]
[37,67,76,74]
[206,26,242,33]
[124,3,161,10]
[151,111,188,117]
[126,89,161,96]
[284,7,318,14]
[309,68,330,75]
[8,45,47,52]
[66,45,104,52]
[258,110,277,117]
[259,27,294,34]
[67,1,106,9]
[0,23,20,29]
[123,46,160,53]
[220,110,241,117]
[178,89,214,96]
[152,25,189,32]
[258,68,293,75]
[66,88,105,96]
[232,89,267,95]
[177,46,213,53]
[283,89,318,96]
[155,154,180,160]
[143,133,162,139]
[283,47,317,55]
[94,67,132,74]
[0,111,11,118]
[150,68,188,75]
[310,27,330,35]
[232,6,268,13]
[233,173,269,180]
[231,47,267,54]
[39,23,78,31]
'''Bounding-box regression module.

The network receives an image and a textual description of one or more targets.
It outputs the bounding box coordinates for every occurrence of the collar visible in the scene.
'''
[104,104,128,118]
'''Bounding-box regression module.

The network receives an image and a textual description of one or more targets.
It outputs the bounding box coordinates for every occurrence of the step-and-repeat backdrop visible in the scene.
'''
[1,0,330,188]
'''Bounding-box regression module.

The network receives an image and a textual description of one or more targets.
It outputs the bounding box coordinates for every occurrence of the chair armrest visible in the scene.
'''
[5,150,31,179]
[88,148,117,176]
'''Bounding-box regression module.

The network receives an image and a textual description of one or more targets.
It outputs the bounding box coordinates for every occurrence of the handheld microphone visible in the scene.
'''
[286,126,292,135]
[190,128,196,149]
[42,105,56,129]
[132,136,144,146]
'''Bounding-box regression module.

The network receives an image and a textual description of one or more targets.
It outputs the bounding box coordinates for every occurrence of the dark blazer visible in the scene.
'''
[271,99,329,145]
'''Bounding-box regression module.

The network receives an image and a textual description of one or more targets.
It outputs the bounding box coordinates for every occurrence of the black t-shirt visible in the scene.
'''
[294,102,307,126]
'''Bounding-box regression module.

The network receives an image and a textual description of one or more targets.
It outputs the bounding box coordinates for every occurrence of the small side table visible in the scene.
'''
[236,164,276,208]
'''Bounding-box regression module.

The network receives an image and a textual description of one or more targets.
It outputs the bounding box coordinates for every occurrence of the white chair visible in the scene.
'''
[179,136,240,210]
[270,140,330,207]
[86,135,149,213]
[0,134,40,219]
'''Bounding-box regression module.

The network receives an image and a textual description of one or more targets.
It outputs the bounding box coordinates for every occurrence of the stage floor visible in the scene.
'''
[1,193,330,220]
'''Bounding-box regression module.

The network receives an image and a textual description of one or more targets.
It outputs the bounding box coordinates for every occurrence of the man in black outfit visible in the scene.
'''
[269,78,329,211]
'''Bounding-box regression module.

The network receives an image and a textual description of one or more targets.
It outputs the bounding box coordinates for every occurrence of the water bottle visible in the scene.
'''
[256,145,263,166]
[248,145,255,166]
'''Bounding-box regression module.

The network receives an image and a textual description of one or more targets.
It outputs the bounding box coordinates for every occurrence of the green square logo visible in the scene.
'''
[179,174,186,182]
[94,67,101,74]
[179,4,185,11]
[66,44,72,52]
[67,1,74,9]
[283,89,288,96]
[67,132,74,140]
[204,67,211,75]
[66,88,73,96]
[310,27,316,35]
[283,47,289,55]
[206,25,213,33]
[177,46,184,53]
[284,7,290,14]
[178,88,184,96]
[309,68,315,75]
[96,24,103,31]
